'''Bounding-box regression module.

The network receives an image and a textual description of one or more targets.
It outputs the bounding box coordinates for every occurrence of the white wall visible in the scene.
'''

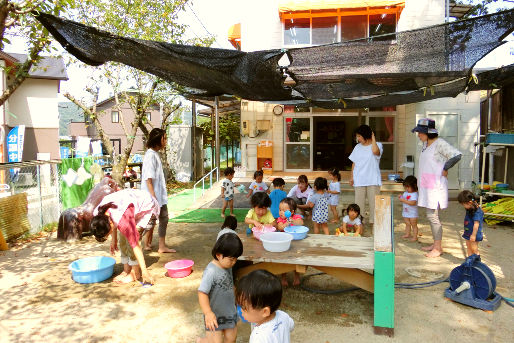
[398,0,445,31]
[6,78,60,128]
[241,0,282,51]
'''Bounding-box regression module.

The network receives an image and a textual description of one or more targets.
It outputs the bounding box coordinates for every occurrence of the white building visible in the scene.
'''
[237,0,486,189]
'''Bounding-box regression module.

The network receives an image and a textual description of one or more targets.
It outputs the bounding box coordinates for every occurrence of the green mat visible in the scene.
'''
[169,208,250,223]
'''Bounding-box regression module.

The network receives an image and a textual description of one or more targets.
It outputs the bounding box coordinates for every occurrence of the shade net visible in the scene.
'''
[37,9,514,107]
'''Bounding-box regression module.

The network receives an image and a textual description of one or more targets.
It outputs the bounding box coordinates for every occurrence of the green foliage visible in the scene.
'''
[455,0,513,18]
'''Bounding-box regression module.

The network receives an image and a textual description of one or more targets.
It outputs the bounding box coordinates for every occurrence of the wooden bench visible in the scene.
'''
[236,195,395,336]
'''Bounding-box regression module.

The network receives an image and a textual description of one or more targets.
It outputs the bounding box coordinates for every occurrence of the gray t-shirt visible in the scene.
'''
[198,262,237,330]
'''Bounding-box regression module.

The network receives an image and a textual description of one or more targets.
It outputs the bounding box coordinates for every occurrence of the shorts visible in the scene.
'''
[329,195,339,206]
[462,228,483,241]
[119,233,138,266]
[224,196,233,201]
[204,313,237,331]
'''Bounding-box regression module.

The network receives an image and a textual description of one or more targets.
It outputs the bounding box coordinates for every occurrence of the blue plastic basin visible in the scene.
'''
[69,256,116,284]
[284,226,309,240]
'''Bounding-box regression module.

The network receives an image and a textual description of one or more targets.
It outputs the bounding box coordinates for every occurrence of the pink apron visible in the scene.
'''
[418,140,448,210]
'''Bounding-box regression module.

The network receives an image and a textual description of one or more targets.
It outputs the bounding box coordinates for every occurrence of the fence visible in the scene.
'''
[0,160,61,240]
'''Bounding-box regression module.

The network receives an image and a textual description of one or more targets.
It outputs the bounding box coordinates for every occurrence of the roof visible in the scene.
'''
[449,2,473,19]
[2,52,68,80]
[278,0,405,12]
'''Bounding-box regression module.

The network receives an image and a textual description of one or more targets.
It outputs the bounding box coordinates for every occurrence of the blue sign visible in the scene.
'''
[7,125,25,162]
[60,146,71,159]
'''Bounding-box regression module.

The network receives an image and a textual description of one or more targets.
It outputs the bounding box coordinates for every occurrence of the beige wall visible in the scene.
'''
[21,127,60,160]
[6,78,60,128]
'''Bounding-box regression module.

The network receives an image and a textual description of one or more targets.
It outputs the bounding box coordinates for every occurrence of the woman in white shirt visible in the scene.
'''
[348,125,383,227]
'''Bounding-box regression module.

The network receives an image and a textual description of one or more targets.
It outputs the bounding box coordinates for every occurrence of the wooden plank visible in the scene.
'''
[236,262,297,278]
[313,266,374,293]
[238,234,374,269]
[374,195,392,252]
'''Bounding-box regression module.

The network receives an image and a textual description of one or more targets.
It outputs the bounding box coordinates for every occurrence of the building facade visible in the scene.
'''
[238,0,483,189]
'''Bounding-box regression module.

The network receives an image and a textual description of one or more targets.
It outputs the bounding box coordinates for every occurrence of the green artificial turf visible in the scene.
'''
[169,208,250,223]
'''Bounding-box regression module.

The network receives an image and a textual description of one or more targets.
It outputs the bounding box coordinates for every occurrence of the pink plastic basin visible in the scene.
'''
[252,225,276,240]
[165,259,194,278]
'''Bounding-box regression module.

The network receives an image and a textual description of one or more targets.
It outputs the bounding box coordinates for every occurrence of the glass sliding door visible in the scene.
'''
[284,117,312,171]
[368,115,396,171]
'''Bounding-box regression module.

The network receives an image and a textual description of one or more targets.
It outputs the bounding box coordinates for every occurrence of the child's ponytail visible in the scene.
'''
[90,202,117,242]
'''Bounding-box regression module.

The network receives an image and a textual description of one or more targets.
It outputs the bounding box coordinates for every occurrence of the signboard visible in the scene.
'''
[60,146,71,159]
[7,125,25,162]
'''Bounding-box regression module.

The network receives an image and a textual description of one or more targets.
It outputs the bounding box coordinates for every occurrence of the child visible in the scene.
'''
[458,190,484,256]
[269,177,287,219]
[247,170,269,198]
[398,175,419,242]
[221,167,239,218]
[236,270,294,343]
[197,234,243,343]
[90,189,160,284]
[328,167,341,223]
[306,177,330,235]
[217,215,238,241]
[245,192,277,229]
[336,204,363,236]
[287,175,313,215]
[276,197,304,286]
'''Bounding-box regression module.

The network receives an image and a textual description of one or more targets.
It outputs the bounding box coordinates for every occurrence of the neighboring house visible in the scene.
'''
[236,0,484,189]
[68,94,161,155]
[0,51,68,161]
[58,101,84,136]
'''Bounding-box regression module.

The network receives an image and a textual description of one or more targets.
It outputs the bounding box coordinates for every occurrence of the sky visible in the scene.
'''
[3,0,514,102]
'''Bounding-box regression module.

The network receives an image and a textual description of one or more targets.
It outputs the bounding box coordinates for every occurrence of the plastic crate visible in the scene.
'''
[485,133,514,145]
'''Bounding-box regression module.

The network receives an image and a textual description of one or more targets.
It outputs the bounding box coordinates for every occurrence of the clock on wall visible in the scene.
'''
[273,105,283,116]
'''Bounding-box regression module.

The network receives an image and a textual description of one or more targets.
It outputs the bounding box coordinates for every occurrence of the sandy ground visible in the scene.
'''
[1,201,513,343]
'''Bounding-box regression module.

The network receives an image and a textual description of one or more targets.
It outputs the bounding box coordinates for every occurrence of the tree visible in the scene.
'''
[0,0,75,106]
[456,0,513,18]
[64,0,213,185]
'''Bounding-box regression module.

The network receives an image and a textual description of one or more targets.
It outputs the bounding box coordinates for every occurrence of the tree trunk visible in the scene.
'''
[210,142,214,171]
[226,140,229,168]
[232,141,235,167]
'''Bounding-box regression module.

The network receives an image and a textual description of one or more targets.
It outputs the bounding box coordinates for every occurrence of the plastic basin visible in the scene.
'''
[252,225,276,240]
[165,259,194,278]
[69,256,116,284]
[284,225,309,240]
[260,232,293,252]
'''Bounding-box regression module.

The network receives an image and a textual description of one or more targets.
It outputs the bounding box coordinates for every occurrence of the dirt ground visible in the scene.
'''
[0,202,513,343]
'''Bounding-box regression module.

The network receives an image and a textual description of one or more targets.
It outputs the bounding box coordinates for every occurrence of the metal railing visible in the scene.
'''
[193,167,218,203]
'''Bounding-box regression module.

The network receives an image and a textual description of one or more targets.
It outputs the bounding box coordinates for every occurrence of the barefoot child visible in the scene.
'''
[336,204,363,236]
[306,177,330,235]
[245,192,277,229]
[269,177,287,219]
[217,215,238,241]
[247,170,269,198]
[91,189,160,284]
[221,167,239,218]
[458,190,484,256]
[198,234,243,343]
[328,167,341,223]
[398,175,419,242]
[276,197,304,286]
[236,270,294,343]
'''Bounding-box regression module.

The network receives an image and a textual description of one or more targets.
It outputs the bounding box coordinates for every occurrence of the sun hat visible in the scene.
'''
[411,118,438,134]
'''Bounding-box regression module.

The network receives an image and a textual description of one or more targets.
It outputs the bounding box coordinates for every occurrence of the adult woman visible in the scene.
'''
[141,128,176,253]
[348,124,383,227]
[412,118,461,258]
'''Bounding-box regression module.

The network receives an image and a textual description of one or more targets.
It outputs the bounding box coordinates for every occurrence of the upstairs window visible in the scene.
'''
[369,13,396,41]
[312,16,338,45]
[341,15,367,41]
[111,111,119,123]
[284,18,310,45]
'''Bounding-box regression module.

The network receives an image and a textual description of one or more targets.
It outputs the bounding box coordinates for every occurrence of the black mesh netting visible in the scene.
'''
[37,10,514,107]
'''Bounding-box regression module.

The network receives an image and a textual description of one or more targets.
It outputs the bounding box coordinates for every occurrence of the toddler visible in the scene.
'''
[247,170,269,198]
[336,204,363,236]
[217,215,238,241]
[276,197,304,286]
[245,192,277,229]
[269,177,287,219]
[306,177,330,235]
[458,190,484,256]
[221,167,239,218]
[197,234,243,343]
[328,167,341,223]
[287,175,313,215]
[398,175,419,241]
[236,270,294,343]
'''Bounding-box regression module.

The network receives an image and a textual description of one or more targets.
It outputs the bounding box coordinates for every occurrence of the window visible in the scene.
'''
[285,117,311,170]
[369,13,396,41]
[284,18,310,45]
[341,15,367,41]
[369,116,395,170]
[145,112,151,121]
[111,111,119,123]
[312,16,338,45]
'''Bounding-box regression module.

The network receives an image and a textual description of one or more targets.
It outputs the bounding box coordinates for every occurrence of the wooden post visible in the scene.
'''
[191,99,196,181]
[373,195,394,336]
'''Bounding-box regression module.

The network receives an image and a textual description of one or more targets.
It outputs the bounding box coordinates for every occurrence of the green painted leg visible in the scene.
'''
[374,251,394,336]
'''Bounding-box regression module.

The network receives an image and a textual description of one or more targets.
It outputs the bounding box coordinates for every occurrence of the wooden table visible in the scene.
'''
[236,233,375,293]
